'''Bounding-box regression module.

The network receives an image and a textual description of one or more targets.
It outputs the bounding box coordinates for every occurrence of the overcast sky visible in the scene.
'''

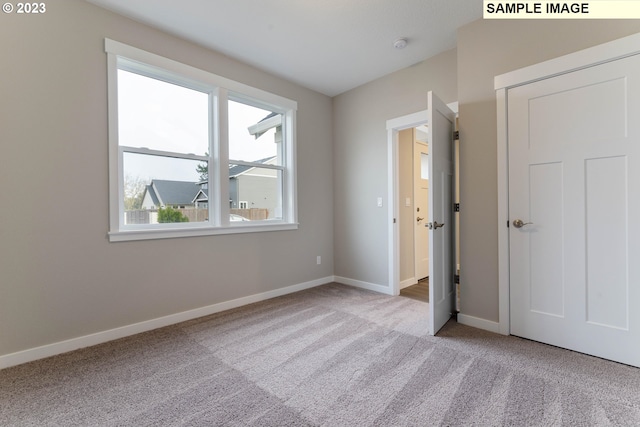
[118,70,277,183]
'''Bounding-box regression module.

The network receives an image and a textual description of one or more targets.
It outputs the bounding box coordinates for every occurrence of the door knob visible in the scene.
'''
[417,216,424,222]
[426,221,445,230]
[513,219,533,228]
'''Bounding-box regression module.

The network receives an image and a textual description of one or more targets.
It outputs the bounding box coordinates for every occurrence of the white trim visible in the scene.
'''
[386,109,429,131]
[334,276,394,296]
[496,88,510,335]
[387,111,428,298]
[457,314,501,334]
[109,222,298,242]
[217,87,229,227]
[105,39,297,111]
[284,108,298,226]
[0,276,333,370]
[400,278,418,290]
[495,32,640,90]
[388,127,401,296]
[107,51,121,236]
[495,31,640,338]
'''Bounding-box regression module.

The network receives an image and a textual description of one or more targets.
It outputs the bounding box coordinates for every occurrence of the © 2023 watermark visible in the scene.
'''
[2,2,46,14]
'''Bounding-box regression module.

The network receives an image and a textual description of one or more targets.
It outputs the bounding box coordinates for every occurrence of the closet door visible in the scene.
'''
[507,53,640,367]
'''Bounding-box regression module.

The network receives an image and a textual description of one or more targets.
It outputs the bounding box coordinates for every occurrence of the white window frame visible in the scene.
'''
[106,39,298,242]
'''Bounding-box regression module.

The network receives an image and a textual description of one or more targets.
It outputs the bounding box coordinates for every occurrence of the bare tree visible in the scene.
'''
[124,174,147,210]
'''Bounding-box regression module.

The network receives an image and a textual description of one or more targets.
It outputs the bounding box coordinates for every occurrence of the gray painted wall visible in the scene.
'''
[333,49,458,286]
[0,0,333,356]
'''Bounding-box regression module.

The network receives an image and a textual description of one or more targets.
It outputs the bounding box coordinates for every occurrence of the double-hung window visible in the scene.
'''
[105,40,297,241]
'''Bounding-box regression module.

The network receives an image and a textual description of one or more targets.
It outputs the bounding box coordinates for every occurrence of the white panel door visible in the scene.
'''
[414,141,429,280]
[428,92,456,335]
[508,54,640,367]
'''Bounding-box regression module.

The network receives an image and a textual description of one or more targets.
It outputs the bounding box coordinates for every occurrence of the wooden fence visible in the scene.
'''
[230,208,269,221]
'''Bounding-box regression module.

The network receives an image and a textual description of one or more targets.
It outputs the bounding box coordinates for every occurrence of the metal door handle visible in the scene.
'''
[426,221,445,230]
[513,219,533,228]
[417,217,424,222]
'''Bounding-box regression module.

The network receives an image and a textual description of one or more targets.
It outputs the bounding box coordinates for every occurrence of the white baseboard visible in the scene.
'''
[400,278,417,290]
[334,276,394,295]
[457,313,501,334]
[0,276,333,370]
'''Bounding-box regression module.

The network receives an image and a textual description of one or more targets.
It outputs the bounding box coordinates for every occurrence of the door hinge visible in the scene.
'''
[454,274,460,284]
[453,130,460,140]
[454,203,460,212]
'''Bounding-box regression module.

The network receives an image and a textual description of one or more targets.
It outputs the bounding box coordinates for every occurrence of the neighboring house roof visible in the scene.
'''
[144,184,161,206]
[192,189,208,204]
[248,112,281,139]
[229,156,276,178]
[144,180,202,207]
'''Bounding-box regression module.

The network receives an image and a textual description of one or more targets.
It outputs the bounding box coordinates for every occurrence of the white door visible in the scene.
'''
[508,54,640,367]
[414,141,429,280]
[427,92,456,335]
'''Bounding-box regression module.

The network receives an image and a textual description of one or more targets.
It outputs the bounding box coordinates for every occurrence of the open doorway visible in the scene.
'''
[386,101,460,315]
[397,126,430,303]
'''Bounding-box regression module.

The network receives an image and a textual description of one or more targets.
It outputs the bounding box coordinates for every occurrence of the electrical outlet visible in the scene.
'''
[317,256,321,265]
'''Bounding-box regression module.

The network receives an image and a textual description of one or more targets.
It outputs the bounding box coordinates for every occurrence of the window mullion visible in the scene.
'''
[285,109,297,223]
[207,90,217,227]
[217,88,230,226]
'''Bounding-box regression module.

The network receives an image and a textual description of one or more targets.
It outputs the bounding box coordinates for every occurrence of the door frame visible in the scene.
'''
[495,31,640,336]
[386,102,458,297]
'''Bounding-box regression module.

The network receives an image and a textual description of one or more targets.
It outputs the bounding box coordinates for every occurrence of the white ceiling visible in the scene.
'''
[87,0,483,97]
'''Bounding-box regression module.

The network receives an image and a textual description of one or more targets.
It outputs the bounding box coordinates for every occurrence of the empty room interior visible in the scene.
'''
[2,1,640,425]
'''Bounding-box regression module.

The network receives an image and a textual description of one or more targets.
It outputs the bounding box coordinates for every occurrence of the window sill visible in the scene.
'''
[108,222,298,242]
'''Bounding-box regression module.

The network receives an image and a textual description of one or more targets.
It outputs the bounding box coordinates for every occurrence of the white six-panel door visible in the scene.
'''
[507,54,640,367]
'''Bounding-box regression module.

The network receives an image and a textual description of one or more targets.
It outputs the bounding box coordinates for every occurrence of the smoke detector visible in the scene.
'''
[394,38,408,50]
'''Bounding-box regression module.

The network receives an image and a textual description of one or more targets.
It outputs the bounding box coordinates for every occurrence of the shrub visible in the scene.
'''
[158,206,189,223]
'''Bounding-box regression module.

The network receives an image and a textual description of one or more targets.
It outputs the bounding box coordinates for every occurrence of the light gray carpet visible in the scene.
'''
[1,283,640,426]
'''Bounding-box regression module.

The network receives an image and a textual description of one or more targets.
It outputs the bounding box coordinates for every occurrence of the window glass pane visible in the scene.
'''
[123,152,208,224]
[118,70,209,156]
[228,165,282,220]
[228,100,282,165]
[421,153,429,180]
